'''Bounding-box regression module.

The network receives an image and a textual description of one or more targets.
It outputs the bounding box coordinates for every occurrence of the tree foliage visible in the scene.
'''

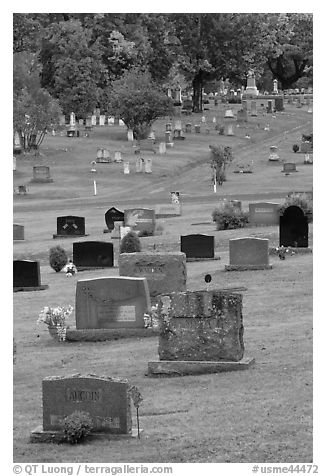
[108,68,174,139]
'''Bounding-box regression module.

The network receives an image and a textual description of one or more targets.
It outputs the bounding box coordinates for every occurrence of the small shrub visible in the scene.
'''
[292,144,299,153]
[49,246,68,272]
[212,203,249,230]
[120,230,142,253]
[279,194,313,222]
[63,411,93,444]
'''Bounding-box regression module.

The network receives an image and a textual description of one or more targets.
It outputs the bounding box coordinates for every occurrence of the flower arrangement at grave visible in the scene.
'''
[37,305,73,341]
[143,304,160,330]
[274,246,295,260]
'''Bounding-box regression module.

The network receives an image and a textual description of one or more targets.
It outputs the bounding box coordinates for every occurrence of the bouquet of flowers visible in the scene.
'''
[37,305,73,341]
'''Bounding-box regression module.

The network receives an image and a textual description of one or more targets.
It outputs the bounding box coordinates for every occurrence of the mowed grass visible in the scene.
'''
[13,101,313,463]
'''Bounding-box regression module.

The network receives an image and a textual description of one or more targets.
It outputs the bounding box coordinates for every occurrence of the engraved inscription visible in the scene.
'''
[66,388,103,403]
[255,208,274,213]
[116,306,136,321]
[93,416,120,429]
[136,263,165,276]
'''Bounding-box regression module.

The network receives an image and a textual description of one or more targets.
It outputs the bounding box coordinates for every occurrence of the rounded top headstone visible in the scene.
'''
[204,274,212,283]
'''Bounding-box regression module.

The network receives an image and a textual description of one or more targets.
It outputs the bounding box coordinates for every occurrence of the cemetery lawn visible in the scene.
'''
[13,102,313,463]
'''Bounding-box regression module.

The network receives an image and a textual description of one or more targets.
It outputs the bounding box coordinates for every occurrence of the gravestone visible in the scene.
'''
[73,242,114,269]
[275,97,284,111]
[155,203,181,218]
[124,208,155,235]
[224,109,234,118]
[127,130,134,141]
[279,206,308,247]
[273,79,278,94]
[249,202,279,226]
[185,123,192,133]
[269,145,279,161]
[75,277,150,329]
[13,156,16,171]
[181,234,215,259]
[119,252,187,298]
[54,216,86,238]
[165,131,173,147]
[159,142,166,154]
[104,207,124,233]
[250,101,257,116]
[241,100,248,110]
[194,125,201,133]
[282,162,297,173]
[226,124,234,136]
[31,166,53,183]
[242,71,259,98]
[165,123,172,132]
[136,157,143,173]
[144,158,152,173]
[13,224,24,241]
[13,260,48,291]
[147,290,254,376]
[99,115,106,126]
[37,374,133,436]
[225,238,272,271]
[91,115,97,126]
[267,100,273,113]
[123,162,130,174]
[114,151,122,163]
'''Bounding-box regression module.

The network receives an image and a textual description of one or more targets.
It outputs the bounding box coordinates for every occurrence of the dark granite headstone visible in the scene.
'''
[73,241,114,269]
[279,205,308,247]
[105,207,124,232]
[56,216,86,237]
[42,375,132,434]
[275,97,284,111]
[13,224,25,241]
[180,234,215,259]
[13,260,41,288]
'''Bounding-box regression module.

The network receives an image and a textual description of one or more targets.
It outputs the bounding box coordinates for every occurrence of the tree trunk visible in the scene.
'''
[192,71,203,113]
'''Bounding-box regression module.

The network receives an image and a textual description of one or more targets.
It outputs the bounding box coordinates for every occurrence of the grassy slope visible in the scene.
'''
[13,100,313,463]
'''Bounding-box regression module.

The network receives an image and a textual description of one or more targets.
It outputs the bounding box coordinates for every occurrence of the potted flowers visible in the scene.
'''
[37,305,73,341]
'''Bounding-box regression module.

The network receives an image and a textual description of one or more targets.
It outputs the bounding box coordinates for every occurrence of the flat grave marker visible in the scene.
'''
[13,224,24,241]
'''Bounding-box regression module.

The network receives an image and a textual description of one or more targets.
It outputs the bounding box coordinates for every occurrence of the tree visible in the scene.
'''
[13,52,61,151]
[108,68,174,139]
[264,14,313,89]
[209,145,233,186]
[39,19,105,116]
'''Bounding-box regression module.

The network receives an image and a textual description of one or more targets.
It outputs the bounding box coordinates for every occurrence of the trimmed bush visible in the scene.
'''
[120,230,141,253]
[63,411,93,444]
[279,194,313,223]
[212,203,249,230]
[49,245,68,272]
[293,144,299,153]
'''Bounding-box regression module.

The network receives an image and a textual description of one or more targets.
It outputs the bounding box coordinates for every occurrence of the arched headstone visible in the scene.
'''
[279,205,308,247]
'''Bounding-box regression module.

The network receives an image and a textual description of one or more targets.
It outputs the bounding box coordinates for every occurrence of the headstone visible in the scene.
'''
[181,234,215,259]
[13,224,24,241]
[275,97,284,111]
[174,120,182,130]
[119,252,187,298]
[165,123,172,132]
[91,115,97,126]
[279,205,308,247]
[249,202,279,226]
[13,157,16,171]
[123,162,130,174]
[99,115,106,126]
[144,158,152,174]
[194,125,201,133]
[136,157,143,173]
[127,130,134,141]
[124,208,155,235]
[269,145,279,161]
[273,79,278,94]
[119,119,125,127]
[111,221,124,239]
[154,290,244,362]
[41,375,132,434]
[73,242,114,269]
[267,100,273,113]
[155,203,181,218]
[242,70,259,98]
[114,151,122,163]
[241,100,248,110]
[159,142,166,154]
[55,216,86,237]
[104,207,124,233]
[75,277,151,329]
[70,112,76,128]
[185,123,192,133]
[108,116,115,125]
[79,119,84,126]
[225,238,272,270]
[224,109,234,118]
[85,117,92,129]
[31,165,53,183]
[307,105,313,114]
[165,131,173,146]
[282,162,297,173]
[13,260,43,289]
[226,123,234,136]
[250,101,257,116]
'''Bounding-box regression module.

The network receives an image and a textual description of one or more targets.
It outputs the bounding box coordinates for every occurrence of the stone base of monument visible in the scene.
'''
[186,255,221,262]
[13,285,49,293]
[30,178,54,183]
[30,426,142,443]
[66,327,158,342]
[147,357,255,377]
[225,264,272,271]
[269,247,312,255]
[76,266,117,272]
[53,234,89,239]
